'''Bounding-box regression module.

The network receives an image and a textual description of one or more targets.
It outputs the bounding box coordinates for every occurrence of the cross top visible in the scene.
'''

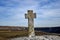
[25,10,36,19]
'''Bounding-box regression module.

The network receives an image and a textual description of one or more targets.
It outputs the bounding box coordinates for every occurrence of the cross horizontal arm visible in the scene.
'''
[25,13,36,19]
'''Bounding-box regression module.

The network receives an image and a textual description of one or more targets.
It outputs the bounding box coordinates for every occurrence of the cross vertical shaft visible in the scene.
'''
[25,10,36,37]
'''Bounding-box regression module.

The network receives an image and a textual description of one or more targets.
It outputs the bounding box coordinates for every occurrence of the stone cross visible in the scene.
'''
[25,10,36,37]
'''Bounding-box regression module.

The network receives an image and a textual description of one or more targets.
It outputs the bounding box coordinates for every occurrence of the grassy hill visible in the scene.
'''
[0,26,60,40]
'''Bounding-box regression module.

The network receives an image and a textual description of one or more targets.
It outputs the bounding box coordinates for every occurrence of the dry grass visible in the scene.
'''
[0,30,28,40]
[0,30,28,38]
[0,37,7,40]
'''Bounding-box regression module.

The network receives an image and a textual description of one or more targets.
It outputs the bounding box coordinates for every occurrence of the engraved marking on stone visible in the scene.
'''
[25,10,36,37]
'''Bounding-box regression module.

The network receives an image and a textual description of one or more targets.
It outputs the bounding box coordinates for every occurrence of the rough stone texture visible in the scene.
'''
[10,35,60,40]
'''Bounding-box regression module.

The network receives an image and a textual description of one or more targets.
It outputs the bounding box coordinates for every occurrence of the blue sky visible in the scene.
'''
[0,0,60,27]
